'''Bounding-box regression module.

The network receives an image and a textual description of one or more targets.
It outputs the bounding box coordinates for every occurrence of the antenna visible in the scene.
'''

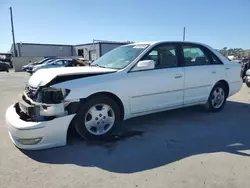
[183,27,186,41]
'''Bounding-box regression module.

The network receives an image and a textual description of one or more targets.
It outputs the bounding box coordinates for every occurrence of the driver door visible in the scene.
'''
[127,43,184,115]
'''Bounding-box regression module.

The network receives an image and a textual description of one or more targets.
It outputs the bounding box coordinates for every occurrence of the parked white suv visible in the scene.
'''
[5,41,242,150]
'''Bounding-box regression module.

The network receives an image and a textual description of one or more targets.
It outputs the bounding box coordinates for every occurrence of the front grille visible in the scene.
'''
[25,85,37,99]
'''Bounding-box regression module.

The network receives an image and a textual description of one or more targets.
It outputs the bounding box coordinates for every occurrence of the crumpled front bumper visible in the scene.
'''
[5,103,75,150]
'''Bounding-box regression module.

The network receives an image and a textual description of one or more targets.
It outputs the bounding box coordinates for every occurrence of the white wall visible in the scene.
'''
[13,57,43,72]
[74,44,100,60]
[18,44,73,57]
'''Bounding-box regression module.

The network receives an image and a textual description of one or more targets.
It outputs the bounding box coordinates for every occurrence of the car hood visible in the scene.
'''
[28,66,117,88]
[23,64,33,68]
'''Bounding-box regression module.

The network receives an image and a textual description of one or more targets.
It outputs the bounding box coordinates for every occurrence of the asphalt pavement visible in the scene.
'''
[1,71,250,188]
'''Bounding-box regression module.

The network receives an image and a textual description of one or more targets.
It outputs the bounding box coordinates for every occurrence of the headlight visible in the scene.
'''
[39,87,70,104]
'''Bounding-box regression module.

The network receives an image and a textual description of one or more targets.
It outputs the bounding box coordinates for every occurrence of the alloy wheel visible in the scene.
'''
[211,87,225,109]
[84,104,115,135]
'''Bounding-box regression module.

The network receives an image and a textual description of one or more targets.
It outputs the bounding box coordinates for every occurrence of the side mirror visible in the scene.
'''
[131,60,155,72]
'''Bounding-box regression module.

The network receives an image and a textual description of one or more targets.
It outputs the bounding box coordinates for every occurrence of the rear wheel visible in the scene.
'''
[74,96,122,140]
[205,83,227,112]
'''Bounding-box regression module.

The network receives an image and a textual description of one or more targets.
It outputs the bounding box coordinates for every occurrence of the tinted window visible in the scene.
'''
[183,46,211,66]
[54,60,64,65]
[211,53,223,64]
[45,59,56,64]
[78,49,84,56]
[143,45,178,69]
[36,58,52,65]
[65,60,71,65]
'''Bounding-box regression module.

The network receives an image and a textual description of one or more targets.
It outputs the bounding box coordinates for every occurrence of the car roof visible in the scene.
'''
[127,41,209,47]
[49,58,72,62]
[124,41,231,65]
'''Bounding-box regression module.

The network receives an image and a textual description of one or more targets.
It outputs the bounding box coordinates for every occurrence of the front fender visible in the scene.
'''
[52,79,131,120]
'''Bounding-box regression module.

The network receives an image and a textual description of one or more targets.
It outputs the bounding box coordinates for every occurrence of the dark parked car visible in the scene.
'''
[240,58,250,81]
[0,53,12,68]
[31,59,74,73]
[0,61,9,72]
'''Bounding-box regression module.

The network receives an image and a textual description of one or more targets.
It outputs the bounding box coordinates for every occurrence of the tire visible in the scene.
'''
[246,81,250,88]
[205,83,227,112]
[74,96,122,140]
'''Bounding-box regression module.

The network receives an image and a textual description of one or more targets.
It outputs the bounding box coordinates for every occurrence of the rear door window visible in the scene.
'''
[182,46,211,66]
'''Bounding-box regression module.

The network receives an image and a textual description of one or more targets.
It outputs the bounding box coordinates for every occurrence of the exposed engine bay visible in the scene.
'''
[16,84,80,122]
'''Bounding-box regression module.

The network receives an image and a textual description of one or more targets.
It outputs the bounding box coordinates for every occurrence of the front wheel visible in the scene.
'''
[205,83,227,112]
[246,81,250,88]
[74,96,122,140]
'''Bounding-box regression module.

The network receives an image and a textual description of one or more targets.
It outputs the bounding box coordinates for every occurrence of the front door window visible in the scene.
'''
[142,44,179,69]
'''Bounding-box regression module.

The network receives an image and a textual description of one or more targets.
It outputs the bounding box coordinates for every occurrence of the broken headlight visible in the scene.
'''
[39,87,70,104]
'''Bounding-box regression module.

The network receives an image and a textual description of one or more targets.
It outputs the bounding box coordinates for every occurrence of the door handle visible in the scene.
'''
[225,67,230,70]
[212,70,216,74]
[174,74,182,78]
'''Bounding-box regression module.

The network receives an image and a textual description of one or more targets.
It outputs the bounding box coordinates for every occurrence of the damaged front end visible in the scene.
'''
[16,85,79,122]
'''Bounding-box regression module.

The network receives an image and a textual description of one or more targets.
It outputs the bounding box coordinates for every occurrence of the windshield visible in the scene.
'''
[92,44,149,69]
[34,58,56,65]
[43,59,57,65]
[33,58,50,65]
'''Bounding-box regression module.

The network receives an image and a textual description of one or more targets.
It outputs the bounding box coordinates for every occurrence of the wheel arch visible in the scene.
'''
[214,80,230,98]
[66,91,125,142]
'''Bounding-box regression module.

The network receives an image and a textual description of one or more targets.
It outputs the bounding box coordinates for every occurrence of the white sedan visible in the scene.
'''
[5,41,242,150]
[245,69,250,87]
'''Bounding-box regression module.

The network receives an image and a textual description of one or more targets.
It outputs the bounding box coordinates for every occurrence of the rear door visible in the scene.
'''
[181,44,216,105]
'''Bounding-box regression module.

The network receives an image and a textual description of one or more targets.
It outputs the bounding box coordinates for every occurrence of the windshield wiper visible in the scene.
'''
[90,63,119,70]
[90,64,106,68]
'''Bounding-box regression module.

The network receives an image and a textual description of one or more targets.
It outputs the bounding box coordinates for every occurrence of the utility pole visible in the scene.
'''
[183,27,186,41]
[10,7,17,57]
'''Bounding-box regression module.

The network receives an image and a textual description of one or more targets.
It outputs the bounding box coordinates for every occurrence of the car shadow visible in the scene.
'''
[22,101,250,174]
